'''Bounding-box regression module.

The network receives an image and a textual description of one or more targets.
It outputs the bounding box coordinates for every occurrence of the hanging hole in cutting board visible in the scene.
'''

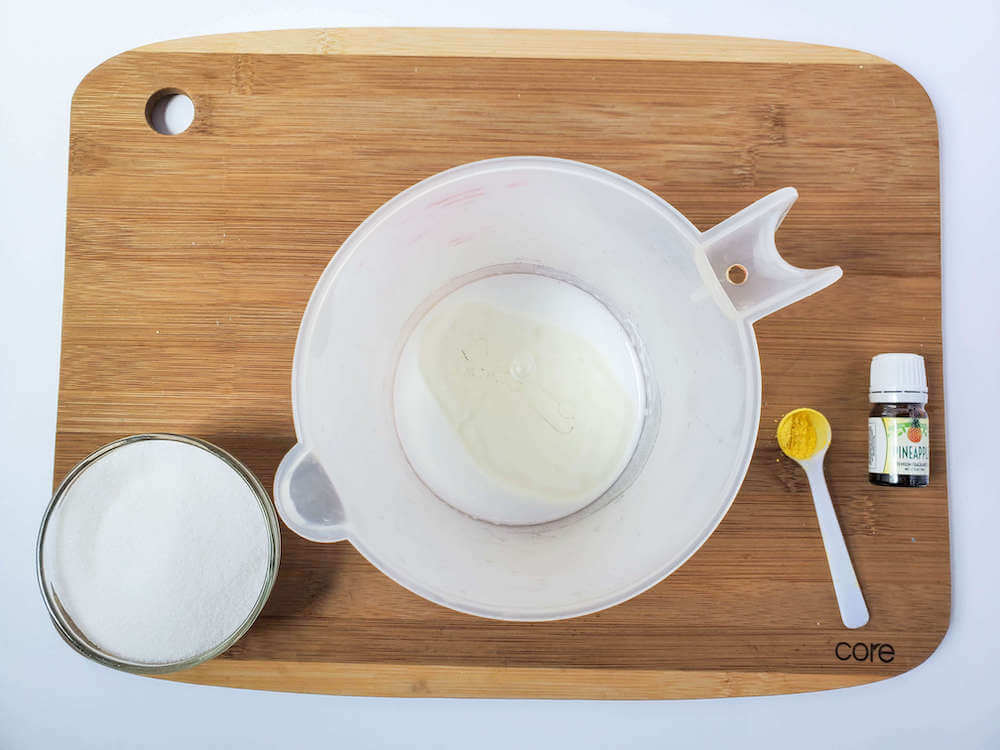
[145,89,194,135]
[726,264,748,285]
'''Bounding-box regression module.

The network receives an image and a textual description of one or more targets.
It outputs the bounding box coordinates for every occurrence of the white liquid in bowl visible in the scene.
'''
[393,272,645,525]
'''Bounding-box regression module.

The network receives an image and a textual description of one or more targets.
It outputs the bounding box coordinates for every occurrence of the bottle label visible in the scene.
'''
[868,417,930,476]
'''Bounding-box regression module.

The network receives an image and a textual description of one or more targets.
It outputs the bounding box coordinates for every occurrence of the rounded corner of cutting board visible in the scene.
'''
[874,58,941,133]
[70,48,146,107]
[904,609,954,675]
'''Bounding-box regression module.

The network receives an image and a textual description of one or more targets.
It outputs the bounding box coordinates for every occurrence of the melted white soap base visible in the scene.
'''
[394,273,644,525]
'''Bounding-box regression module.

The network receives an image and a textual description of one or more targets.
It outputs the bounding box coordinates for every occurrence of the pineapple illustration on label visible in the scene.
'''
[868,417,929,477]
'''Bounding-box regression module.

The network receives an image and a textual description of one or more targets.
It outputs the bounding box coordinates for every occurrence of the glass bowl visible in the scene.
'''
[36,433,281,674]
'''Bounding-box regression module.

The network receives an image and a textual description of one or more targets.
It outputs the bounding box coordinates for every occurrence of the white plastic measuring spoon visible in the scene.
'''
[778,408,869,629]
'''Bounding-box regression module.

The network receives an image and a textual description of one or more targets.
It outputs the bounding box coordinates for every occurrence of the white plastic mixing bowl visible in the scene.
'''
[274,157,841,620]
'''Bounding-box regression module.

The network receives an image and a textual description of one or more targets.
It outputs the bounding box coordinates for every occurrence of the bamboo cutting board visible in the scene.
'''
[57,28,948,699]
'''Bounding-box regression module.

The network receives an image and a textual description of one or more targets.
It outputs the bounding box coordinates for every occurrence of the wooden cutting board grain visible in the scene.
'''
[57,28,948,698]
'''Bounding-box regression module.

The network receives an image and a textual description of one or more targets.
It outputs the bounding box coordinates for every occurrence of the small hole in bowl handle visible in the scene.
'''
[726,264,748,285]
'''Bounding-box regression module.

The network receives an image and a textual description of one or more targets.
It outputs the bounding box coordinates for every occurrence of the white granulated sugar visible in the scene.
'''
[47,439,271,664]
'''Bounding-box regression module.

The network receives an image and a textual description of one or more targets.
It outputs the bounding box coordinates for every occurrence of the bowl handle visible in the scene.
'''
[696,187,843,323]
[273,443,350,543]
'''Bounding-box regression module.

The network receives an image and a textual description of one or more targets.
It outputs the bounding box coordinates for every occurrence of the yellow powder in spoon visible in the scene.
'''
[778,412,818,460]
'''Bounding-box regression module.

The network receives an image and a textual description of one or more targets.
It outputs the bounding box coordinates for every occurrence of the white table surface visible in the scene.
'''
[2,0,998,747]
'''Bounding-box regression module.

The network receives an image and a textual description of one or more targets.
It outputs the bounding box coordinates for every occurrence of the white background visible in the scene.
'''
[2,0,998,746]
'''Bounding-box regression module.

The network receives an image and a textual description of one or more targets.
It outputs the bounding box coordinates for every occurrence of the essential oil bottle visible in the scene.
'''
[868,353,929,487]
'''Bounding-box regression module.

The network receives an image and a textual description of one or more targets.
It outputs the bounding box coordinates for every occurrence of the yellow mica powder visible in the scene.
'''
[778,411,818,460]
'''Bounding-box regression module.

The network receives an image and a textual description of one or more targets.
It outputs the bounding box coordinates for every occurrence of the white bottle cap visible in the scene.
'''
[869,353,928,403]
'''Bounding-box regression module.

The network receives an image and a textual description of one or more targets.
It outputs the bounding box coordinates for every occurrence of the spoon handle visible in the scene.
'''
[804,463,870,629]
